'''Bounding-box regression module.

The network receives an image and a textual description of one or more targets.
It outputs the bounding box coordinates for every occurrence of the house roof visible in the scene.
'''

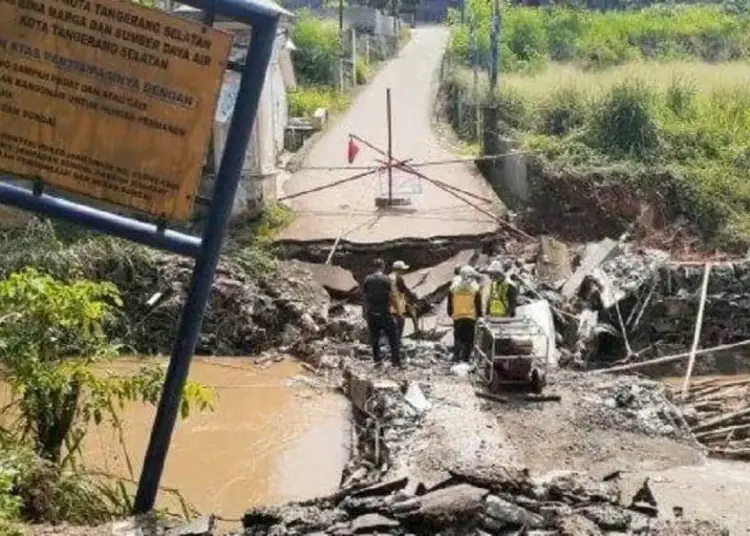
[173,1,293,20]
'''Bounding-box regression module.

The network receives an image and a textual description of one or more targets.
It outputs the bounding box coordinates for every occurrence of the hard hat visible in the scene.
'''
[486,260,505,275]
[393,260,409,271]
[459,265,477,278]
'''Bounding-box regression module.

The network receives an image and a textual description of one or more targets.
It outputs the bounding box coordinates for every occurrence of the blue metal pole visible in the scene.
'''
[133,19,280,514]
[0,180,202,258]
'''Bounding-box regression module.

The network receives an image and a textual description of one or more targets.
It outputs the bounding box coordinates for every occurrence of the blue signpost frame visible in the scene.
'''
[0,0,288,515]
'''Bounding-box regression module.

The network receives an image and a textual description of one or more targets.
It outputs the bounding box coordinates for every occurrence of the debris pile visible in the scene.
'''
[242,463,728,535]
[554,372,690,439]
[676,376,750,459]
[469,236,750,375]
[119,257,336,355]
[340,366,432,486]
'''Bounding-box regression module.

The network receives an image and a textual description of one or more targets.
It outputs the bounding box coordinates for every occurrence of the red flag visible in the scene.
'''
[347,138,360,164]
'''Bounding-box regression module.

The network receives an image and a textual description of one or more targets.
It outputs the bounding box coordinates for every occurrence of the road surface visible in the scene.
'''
[278,26,500,244]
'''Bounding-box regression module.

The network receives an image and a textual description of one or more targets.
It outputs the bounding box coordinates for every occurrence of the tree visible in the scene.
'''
[0,268,213,464]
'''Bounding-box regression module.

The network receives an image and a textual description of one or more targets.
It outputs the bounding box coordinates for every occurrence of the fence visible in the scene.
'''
[335,29,400,92]
[439,51,532,209]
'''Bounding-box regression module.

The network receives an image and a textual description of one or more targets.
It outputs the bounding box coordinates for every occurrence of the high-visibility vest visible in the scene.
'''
[488,280,510,318]
[389,273,406,316]
[451,288,477,320]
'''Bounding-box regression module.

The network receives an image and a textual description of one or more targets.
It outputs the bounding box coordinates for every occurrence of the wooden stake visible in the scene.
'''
[682,263,711,396]
[589,338,750,374]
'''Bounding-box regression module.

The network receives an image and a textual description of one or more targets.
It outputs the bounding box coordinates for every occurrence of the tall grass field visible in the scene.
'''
[446,4,750,247]
[448,2,750,71]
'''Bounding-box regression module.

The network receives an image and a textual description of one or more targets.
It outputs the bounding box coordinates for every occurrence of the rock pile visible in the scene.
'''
[628,261,750,370]
[242,464,728,535]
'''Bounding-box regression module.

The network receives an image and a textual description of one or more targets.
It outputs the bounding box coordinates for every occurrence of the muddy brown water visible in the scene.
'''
[0,358,351,522]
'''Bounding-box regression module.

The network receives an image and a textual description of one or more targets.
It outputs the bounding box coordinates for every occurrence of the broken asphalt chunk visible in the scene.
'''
[485,495,545,528]
[165,515,214,536]
[579,504,631,531]
[399,483,489,530]
[350,513,400,533]
[350,476,409,499]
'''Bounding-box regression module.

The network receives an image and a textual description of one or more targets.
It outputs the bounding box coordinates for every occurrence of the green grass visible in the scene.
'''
[448,3,750,73]
[288,86,351,117]
[289,10,342,87]
[447,60,750,246]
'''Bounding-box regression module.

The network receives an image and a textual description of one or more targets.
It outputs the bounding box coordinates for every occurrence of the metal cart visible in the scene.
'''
[473,316,550,394]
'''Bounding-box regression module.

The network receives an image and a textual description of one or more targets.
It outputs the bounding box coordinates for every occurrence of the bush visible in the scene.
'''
[355,59,370,85]
[288,86,350,117]
[290,10,342,86]
[539,87,587,136]
[0,269,214,463]
[591,80,660,159]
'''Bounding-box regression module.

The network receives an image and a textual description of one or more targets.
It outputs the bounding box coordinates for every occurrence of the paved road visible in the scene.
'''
[277,26,500,244]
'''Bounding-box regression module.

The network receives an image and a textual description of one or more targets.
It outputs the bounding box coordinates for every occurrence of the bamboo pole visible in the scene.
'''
[682,263,712,396]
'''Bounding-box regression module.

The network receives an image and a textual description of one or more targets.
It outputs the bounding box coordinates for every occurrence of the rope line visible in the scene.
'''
[294,150,530,172]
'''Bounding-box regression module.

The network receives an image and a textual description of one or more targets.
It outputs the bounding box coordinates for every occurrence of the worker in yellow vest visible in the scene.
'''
[389,260,418,340]
[485,261,518,318]
[447,265,483,362]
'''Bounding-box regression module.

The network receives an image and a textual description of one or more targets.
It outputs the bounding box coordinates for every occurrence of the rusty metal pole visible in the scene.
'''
[386,88,393,205]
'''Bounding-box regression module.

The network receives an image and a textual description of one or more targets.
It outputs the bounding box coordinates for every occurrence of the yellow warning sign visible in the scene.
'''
[0,0,232,221]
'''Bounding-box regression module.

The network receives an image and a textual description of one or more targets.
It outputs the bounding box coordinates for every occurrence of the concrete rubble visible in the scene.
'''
[240,465,727,536]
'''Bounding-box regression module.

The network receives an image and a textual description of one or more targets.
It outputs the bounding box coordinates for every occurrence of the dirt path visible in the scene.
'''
[278,26,500,244]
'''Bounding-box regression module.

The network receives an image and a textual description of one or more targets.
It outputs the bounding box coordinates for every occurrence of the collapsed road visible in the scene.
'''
[29,22,750,536]
[66,234,750,536]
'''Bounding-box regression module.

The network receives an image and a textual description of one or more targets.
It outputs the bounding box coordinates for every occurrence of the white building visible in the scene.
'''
[173,6,297,218]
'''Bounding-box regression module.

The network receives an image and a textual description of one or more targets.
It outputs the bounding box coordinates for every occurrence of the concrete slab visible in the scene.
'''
[293,261,359,297]
[277,27,501,244]
[403,250,476,302]
[561,238,623,299]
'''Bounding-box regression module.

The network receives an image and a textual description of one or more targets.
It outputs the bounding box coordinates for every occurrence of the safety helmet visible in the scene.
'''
[459,265,477,278]
[486,260,505,275]
[393,260,410,271]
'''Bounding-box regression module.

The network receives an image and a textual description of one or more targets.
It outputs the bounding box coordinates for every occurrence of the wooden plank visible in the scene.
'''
[0,0,232,221]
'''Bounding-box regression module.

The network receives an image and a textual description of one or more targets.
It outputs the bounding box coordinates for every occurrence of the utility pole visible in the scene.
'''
[386,88,393,205]
[470,11,480,140]
[339,0,344,38]
[489,0,500,96]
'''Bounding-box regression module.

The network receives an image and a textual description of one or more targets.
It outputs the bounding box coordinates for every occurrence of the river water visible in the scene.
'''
[1,358,351,521]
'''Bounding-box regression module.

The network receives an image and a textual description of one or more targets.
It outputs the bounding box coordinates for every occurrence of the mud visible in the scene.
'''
[497,371,702,477]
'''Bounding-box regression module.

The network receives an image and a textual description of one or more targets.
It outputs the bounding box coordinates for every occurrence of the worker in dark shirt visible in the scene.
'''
[362,258,402,368]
